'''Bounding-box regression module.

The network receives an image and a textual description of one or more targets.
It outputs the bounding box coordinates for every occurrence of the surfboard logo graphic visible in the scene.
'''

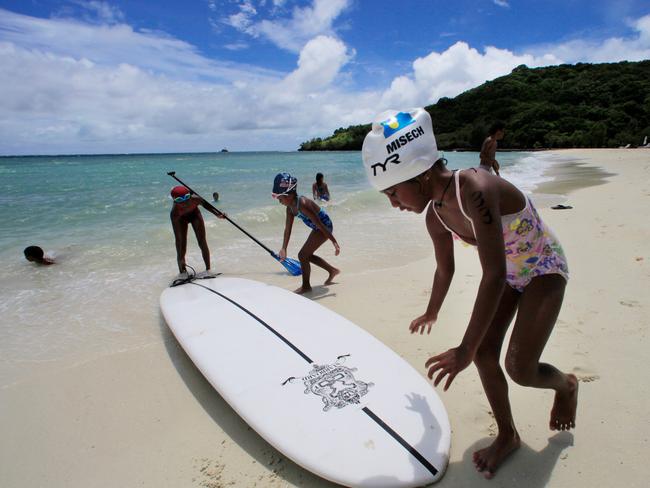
[380,111,415,138]
[283,356,374,412]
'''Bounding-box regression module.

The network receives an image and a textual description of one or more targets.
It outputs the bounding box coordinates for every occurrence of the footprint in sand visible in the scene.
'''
[572,367,599,383]
[619,300,640,308]
[577,374,600,383]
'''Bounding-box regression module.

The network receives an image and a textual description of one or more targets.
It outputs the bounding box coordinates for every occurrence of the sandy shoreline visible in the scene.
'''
[1,149,649,487]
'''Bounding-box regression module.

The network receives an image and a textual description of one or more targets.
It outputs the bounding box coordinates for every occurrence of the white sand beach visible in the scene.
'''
[1,148,649,487]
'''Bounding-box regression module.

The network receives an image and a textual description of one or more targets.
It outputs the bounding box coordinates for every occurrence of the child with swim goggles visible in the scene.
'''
[272,173,340,294]
[362,108,577,479]
[170,185,226,277]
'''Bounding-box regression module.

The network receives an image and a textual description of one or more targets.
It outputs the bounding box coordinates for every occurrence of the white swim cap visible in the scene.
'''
[362,108,439,191]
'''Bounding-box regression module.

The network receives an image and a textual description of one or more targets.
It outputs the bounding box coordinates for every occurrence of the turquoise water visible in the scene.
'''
[0,150,559,385]
[0,150,552,252]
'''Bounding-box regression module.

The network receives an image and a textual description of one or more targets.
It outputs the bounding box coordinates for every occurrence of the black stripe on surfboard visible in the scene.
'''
[362,407,439,477]
[190,282,313,364]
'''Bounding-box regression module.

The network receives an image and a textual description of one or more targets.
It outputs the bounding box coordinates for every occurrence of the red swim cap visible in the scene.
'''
[171,185,190,198]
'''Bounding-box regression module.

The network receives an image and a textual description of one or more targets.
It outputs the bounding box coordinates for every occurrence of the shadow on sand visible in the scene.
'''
[440,432,573,487]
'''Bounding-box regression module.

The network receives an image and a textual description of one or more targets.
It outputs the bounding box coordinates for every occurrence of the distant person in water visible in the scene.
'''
[273,173,340,294]
[312,173,331,202]
[24,245,55,265]
[480,122,505,176]
[170,185,225,276]
[212,191,219,202]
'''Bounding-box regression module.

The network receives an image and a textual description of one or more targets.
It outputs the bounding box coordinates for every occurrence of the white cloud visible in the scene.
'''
[527,13,650,63]
[224,41,250,50]
[77,1,125,24]
[493,0,509,8]
[225,0,351,53]
[379,42,560,109]
[225,0,257,30]
[0,9,361,154]
[281,35,353,92]
[377,14,650,110]
[0,8,279,83]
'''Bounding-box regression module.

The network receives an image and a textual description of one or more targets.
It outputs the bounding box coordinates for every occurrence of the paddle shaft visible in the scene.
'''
[167,172,277,256]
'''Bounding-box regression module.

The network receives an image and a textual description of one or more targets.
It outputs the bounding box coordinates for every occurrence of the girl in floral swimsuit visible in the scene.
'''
[362,108,578,479]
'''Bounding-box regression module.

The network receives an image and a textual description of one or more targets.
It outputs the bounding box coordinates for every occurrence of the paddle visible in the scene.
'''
[167,172,302,276]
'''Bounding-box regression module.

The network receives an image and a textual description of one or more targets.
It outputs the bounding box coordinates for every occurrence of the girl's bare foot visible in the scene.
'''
[550,373,578,430]
[294,286,312,295]
[473,432,521,479]
[324,268,340,285]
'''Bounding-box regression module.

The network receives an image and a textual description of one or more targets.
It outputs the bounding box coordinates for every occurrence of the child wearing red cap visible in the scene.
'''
[170,185,225,276]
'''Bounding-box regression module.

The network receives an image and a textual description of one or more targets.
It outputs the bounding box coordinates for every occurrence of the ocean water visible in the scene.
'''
[0,150,564,386]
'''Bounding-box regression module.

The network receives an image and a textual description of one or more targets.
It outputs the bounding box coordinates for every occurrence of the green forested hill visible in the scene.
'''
[299,60,650,151]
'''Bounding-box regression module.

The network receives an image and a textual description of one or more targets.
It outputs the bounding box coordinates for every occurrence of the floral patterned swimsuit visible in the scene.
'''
[432,170,569,292]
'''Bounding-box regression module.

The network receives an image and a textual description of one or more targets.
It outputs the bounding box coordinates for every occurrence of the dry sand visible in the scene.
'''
[1,148,649,487]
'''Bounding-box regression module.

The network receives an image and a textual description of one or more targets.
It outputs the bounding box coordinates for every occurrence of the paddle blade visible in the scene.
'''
[278,256,302,276]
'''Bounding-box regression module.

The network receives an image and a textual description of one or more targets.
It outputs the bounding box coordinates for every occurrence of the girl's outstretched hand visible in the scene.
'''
[425,345,474,391]
[332,241,340,256]
[409,313,437,335]
[278,248,287,261]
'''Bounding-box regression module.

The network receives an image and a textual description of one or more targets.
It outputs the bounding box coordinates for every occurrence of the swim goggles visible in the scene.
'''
[272,184,297,199]
[174,193,191,203]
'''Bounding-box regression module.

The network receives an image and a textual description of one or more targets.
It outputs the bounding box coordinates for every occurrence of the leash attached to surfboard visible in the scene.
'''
[167,171,302,276]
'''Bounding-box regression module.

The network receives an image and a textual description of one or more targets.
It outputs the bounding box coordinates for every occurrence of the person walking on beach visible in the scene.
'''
[272,173,340,294]
[23,245,55,265]
[480,122,505,176]
[362,108,577,479]
[312,172,331,201]
[170,185,225,276]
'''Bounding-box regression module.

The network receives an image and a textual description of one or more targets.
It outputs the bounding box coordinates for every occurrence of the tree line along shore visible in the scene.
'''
[299,60,650,152]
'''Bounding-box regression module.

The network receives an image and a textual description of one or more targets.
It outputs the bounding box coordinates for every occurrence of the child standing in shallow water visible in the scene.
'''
[170,185,225,276]
[312,172,331,201]
[479,122,505,176]
[362,108,578,479]
[272,173,340,294]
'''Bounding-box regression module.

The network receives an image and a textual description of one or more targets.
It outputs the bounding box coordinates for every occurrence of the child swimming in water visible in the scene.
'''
[362,108,577,479]
[272,173,340,294]
[23,245,55,265]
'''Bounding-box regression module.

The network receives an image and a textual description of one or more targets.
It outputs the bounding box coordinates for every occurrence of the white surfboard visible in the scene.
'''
[160,277,450,487]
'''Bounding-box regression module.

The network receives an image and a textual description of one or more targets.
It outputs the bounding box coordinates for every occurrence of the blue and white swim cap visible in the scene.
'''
[272,172,297,197]
[362,108,439,191]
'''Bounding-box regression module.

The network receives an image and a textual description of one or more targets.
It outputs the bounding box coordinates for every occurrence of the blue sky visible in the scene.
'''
[1,0,649,155]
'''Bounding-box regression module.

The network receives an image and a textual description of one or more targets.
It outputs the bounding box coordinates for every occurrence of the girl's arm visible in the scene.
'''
[279,208,295,260]
[299,197,340,255]
[426,177,506,390]
[410,204,455,334]
[312,182,318,199]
